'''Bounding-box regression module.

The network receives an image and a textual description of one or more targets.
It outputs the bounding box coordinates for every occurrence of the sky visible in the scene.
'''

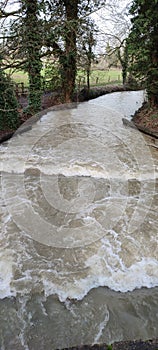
[0,0,132,55]
[91,0,132,54]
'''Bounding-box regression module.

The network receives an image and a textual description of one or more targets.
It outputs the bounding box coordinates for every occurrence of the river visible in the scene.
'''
[0,90,158,349]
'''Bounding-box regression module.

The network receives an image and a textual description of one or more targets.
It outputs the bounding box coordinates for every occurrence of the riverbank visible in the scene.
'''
[132,102,158,138]
[78,84,127,101]
[63,339,158,350]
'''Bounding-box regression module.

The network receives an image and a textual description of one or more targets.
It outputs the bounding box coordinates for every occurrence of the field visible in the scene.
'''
[8,68,122,88]
[77,69,122,86]
[6,69,28,85]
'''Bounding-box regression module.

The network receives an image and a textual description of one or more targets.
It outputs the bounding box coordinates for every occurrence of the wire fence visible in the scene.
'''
[12,73,122,98]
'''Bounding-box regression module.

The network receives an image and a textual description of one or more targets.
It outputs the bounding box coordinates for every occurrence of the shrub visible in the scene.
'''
[44,62,62,92]
[0,69,19,130]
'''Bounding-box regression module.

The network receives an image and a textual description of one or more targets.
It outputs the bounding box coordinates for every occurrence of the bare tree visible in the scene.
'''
[92,0,132,84]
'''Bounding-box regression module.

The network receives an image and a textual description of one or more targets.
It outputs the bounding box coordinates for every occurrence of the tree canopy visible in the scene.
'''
[128,0,158,106]
[0,0,158,127]
[0,0,106,110]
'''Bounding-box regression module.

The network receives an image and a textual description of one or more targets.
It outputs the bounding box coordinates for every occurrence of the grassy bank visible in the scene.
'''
[7,68,122,88]
[77,69,122,87]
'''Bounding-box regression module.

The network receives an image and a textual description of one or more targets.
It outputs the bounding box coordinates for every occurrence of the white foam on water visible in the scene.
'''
[39,257,158,302]
[0,249,16,299]
[0,238,157,301]
[85,256,158,292]
[0,93,157,303]
[37,165,154,181]
[93,312,110,344]
[1,162,155,182]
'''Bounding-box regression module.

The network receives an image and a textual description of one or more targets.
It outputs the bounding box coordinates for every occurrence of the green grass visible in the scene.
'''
[6,68,122,88]
[77,69,122,86]
[107,345,113,350]
[6,69,29,86]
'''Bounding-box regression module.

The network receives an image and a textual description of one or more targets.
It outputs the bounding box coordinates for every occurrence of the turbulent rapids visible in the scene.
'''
[0,91,158,349]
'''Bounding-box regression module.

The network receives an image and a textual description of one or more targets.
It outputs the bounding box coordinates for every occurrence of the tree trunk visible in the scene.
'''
[147,50,158,107]
[24,0,42,113]
[118,44,128,85]
[60,0,78,103]
[87,67,90,97]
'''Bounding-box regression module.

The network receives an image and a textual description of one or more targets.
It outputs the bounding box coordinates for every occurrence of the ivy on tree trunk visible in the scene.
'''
[0,67,19,130]
[60,0,78,103]
[128,0,158,107]
[23,0,42,113]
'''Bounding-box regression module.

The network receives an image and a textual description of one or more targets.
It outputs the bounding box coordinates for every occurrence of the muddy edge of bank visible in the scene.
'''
[61,339,158,350]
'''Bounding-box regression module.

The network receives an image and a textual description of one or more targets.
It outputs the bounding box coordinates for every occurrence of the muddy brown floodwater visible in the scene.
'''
[0,91,157,350]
